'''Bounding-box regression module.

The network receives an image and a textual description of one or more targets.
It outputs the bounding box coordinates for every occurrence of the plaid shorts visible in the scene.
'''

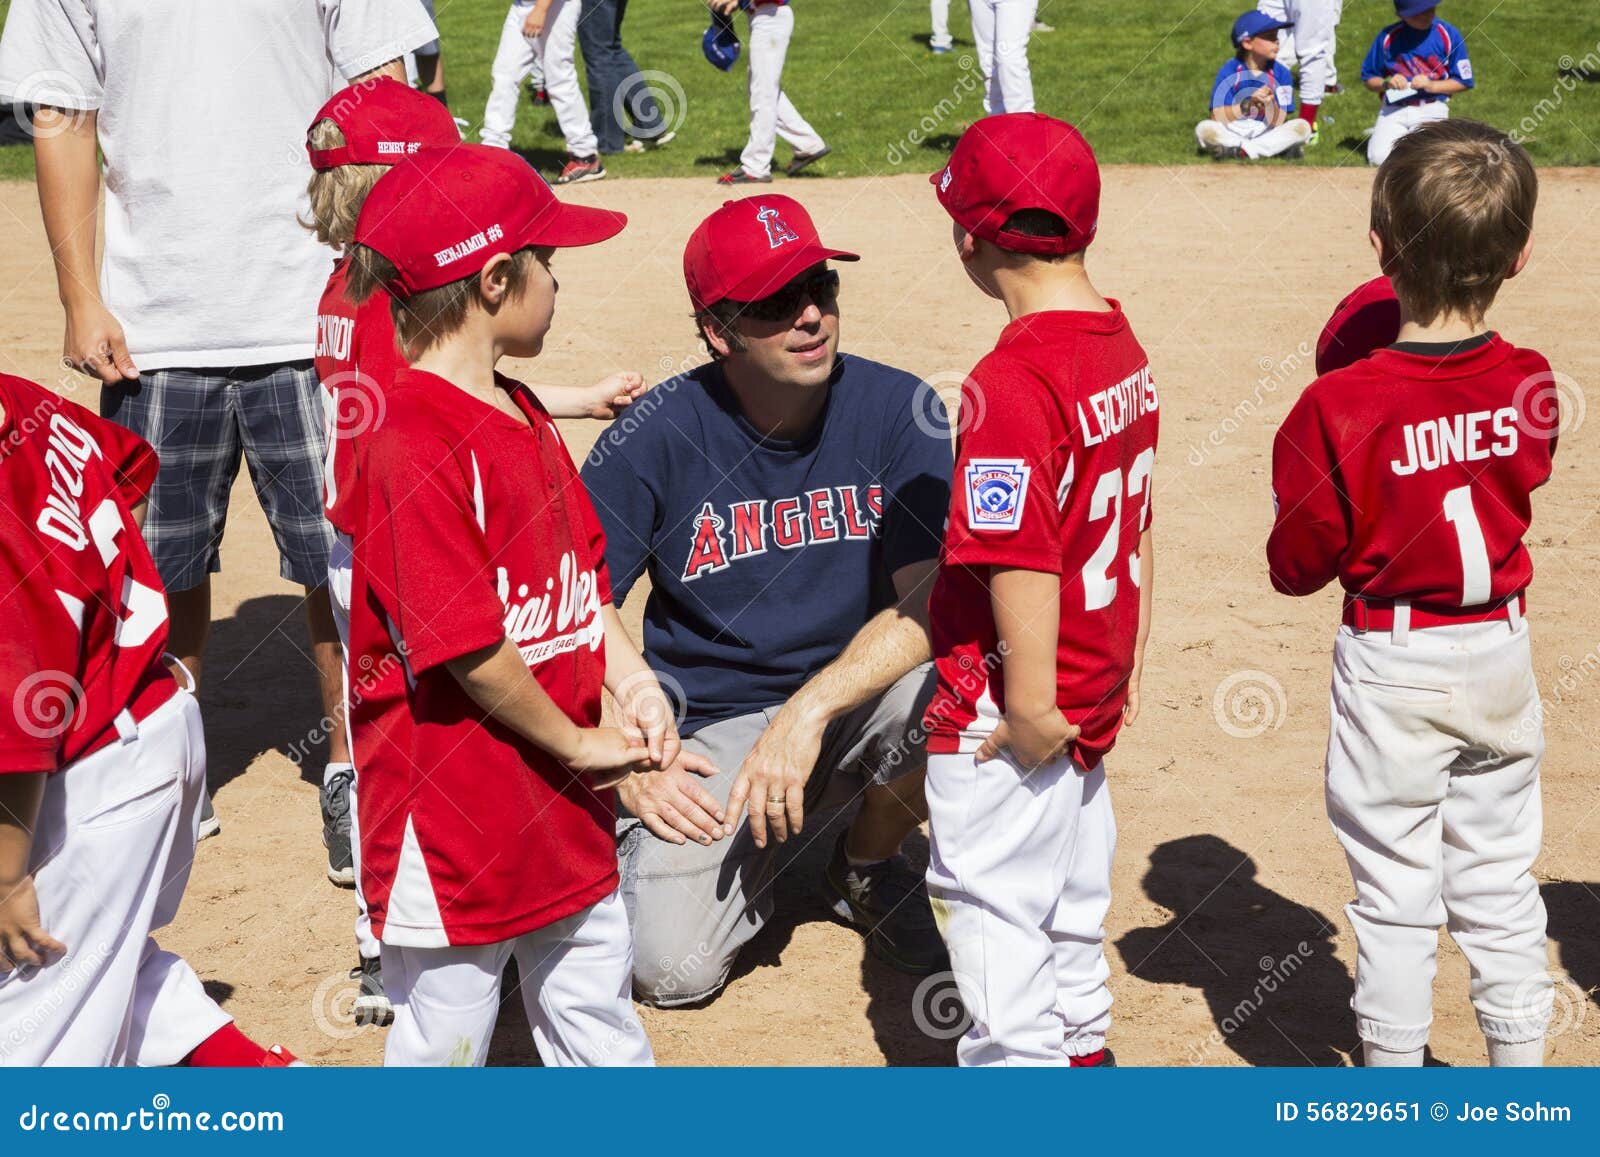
[101,362,334,592]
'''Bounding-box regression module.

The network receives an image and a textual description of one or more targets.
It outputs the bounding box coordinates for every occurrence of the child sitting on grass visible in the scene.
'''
[1196,10,1312,161]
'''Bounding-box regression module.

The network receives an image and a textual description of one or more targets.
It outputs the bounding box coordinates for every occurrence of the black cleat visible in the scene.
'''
[823,833,950,976]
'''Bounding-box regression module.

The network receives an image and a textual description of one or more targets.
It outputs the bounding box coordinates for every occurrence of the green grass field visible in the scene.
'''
[1,0,1596,182]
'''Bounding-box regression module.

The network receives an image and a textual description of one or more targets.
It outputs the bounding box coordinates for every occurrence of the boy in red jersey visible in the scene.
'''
[922,114,1158,1067]
[305,77,646,1023]
[342,144,702,1066]
[1268,119,1554,1067]
[0,374,294,1065]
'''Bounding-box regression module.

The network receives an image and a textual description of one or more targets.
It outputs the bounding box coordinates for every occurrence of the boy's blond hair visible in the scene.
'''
[344,244,543,361]
[1370,119,1538,327]
[303,119,389,248]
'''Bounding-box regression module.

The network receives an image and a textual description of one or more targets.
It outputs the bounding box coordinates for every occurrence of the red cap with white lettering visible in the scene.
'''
[353,143,627,297]
[306,77,462,170]
[683,195,859,311]
[930,113,1100,256]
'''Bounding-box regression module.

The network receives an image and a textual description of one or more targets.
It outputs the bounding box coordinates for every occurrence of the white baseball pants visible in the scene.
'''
[741,3,826,179]
[1261,0,1342,107]
[1196,117,1312,158]
[930,0,963,50]
[0,692,231,1066]
[383,891,654,1067]
[482,0,596,157]
[970,0,1038,115]
[328,533,379,963]
[926,753,1116,1066]
[1367,98,1449,166]
[1326,618,1551,1059]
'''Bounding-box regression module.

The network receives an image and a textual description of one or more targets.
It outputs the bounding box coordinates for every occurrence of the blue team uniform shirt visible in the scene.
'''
[1361,19,1473,103]
[580,353,952,735]
[1209,58,1295,121]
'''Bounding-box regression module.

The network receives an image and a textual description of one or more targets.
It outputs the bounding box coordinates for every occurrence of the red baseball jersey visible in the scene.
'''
[1268,334,1557,605]
[0,373,175,774]
[349,368,616,947]
[314,256,406,537]
[923,306,1159,767]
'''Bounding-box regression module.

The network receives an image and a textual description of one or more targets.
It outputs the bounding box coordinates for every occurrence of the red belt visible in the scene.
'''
[1342,592,1525,632]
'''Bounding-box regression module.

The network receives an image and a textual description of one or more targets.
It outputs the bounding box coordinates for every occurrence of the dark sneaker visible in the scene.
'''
[823,833,950,976]
[1208,143,1247,161]
[351,956,393,1027]
[321,768,355,887]
[554,155,605,184]
[1071,1047,1117,1067]
[197,791,221,841]
[716,168,771,185]
[784,145,831,176]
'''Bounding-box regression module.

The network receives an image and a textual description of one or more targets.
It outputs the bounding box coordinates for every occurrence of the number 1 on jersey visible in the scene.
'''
[1442,484,1491,607]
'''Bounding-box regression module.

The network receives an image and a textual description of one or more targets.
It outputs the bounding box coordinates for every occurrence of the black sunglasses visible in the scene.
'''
[737,269,841,323]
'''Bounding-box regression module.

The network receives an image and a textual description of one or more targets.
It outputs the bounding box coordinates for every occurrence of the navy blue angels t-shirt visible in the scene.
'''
[580,353,952,736]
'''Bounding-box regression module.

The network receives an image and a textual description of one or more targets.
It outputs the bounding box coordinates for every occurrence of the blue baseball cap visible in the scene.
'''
[1394,0,1438,17]
[1232,10,1291,46]
[703,12,740,72]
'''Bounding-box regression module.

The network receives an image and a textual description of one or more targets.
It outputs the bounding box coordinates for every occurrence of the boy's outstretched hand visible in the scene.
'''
[0,876,66,974]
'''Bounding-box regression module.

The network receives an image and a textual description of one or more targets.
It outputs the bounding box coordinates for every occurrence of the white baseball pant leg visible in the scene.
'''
[1196,118,1310,158]
[931,0,954,50]
[383,891,653,1067]
[482,2,539,149]
[327,533,379,962]
[741,4,825,179]
[0,693,230,1066]
[1326,617,1551,1060]
[1367,99,1448,166]
[970,0,1038,114]
[538,0,598,158]
[926,752,1116,1066]
[1286,0,1342,109]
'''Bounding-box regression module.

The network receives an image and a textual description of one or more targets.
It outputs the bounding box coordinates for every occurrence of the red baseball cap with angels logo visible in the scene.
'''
[353,143,628,297]
[1316,276,1402,375]
[306,76,462,170]
[931,113,1101,256]
[683,194,859,311]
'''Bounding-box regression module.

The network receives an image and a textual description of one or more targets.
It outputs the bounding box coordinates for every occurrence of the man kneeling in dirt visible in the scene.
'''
[581,195,952,1006]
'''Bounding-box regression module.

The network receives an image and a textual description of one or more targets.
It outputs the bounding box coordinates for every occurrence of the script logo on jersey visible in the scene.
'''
[316,311,355,363]
[34,412,106,552]
[757,204,800,249]
[964,460,1030,531]
[681,484,882,581]
[497,550,605,666]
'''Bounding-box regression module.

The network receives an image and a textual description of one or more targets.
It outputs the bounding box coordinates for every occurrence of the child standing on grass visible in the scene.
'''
[483,0,605,183]
[1196,10,1312,161]
[922,114,1158,1066]
[1362,1,1473,166]
[1268,120,1553,1067]
[343,143,707,1066]
[303,77,647,1028]
[710,0,830,185]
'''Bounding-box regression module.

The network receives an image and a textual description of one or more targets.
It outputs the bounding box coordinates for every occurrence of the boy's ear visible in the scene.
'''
[1506,233,1535,281]
[478,252,514,305]
[952,222,979,263]
[1368,228,1389,272]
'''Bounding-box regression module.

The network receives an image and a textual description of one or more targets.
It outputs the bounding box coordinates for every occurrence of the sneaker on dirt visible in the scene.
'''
[321,768,355,887]
[823,832,950,976]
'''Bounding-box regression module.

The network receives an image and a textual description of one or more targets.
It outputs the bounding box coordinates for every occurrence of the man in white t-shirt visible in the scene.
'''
[0,0,437,864]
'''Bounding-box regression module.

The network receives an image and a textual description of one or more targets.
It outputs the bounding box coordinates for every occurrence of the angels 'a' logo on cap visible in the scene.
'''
[757,204,800,250]
[939,167,953,193]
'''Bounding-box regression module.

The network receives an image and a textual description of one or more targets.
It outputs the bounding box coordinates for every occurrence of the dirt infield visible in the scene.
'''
[4,168,1598,1067]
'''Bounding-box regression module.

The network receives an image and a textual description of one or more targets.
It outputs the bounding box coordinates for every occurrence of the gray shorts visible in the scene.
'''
[100,362,334,592]
[618,663,936,1008]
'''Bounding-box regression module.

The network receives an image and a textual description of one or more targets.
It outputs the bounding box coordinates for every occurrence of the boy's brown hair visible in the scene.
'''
[1370,119,1538,326]
[303,120,388,247]
[992,209,1077,265]
[344,244,542,361]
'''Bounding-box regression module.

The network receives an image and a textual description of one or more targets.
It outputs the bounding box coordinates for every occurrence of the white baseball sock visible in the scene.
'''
[1487,1037,1545,1067]
[1363,1042,1425,1067]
